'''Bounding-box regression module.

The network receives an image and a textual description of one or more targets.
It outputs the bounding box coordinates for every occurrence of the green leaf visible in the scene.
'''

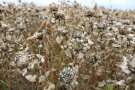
[61,63,65,66]
[0,80,9,90]
[107,84,113,90]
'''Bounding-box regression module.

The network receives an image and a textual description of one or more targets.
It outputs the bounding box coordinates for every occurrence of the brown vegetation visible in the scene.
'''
[0,1,135,90]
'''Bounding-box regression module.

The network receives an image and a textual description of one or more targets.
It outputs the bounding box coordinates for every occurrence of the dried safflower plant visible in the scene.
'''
[54,10,65,25]
[49,2,58,12]
[1,1,135,90]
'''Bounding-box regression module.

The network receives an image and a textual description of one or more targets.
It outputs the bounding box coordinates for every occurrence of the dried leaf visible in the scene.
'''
[25,75,37,82]
[78,52,84,59]
[36,54,45,63]
[44,81,55,90]
[112,44,121,47]
[38,75,45,83]
[80,74,90,79]
[56,36,63,44]
[16,53,29,67]
[98,80,106,87]
[88,39,94,45]
[116,80,125,85]
[65,49,72,58]
[22,68,27,76]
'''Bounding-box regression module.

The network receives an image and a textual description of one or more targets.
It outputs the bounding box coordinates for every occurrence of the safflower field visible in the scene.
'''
[1,1,135,90]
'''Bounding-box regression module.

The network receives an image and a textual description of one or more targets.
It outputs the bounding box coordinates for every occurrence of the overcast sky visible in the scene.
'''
[0,0,135,10]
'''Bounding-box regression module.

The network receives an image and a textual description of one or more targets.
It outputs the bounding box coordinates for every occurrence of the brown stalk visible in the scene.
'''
[27,33,43,41]
[27,16,52,41]
[36,19,47,32]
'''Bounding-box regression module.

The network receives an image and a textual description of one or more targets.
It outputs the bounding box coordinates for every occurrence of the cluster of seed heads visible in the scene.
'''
[59,67,75,85]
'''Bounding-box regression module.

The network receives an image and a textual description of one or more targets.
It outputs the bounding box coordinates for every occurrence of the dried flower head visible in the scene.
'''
[54,10,65,19]
[49,3,58,12]
[59,67,75,85]
[84,9,95,17]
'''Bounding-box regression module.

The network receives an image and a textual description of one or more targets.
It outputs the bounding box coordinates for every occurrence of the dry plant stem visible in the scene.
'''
[36,19,47,32]
[43,34,52,51]
[27,33,43,41]
[27,16,52,41]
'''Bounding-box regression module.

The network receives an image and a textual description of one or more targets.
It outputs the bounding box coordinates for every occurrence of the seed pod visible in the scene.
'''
[49,3,58,12]
[54,10,65,20]
[84,10,95,17]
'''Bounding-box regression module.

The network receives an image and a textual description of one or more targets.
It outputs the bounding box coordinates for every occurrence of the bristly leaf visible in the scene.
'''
[0,80,9,90]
